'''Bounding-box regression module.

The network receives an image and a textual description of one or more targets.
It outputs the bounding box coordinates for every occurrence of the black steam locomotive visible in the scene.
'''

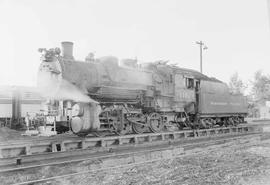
[38,42,247,136]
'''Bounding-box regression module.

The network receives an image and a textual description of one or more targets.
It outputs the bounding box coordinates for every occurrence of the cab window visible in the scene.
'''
[169,74,173,83]
[186,78,194,89]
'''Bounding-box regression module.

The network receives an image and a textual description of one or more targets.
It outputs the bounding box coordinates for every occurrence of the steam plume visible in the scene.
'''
[38,72,97,103]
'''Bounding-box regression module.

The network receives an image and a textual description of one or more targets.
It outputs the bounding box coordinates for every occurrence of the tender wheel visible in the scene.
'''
[148,113,164,133]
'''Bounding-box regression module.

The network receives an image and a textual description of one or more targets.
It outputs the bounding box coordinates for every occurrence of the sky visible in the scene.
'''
[0,0,270,86]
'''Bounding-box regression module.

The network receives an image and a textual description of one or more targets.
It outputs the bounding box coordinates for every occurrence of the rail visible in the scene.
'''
[0,125,261,159]
[0,132,262,185]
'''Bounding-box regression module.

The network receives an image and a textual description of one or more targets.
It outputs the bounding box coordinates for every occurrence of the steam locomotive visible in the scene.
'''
[38,42,248,136]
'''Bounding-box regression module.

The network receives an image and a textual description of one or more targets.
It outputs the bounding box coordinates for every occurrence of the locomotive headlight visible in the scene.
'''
[72,103,84,117]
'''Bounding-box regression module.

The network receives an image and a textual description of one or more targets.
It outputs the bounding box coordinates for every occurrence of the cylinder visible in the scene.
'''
[61,41,74,59]
[71,103,84,117]
[71,103,101,134]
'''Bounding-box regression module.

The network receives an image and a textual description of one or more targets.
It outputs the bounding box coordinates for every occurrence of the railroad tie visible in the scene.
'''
[118,138,123,145]
[172,133,176,139]
[81,140,86,149]
[148,135,152,142]
[52,142,62,152]
[16,158,22,165]
[61,141,66,152]
[100,140,106,147]
[133,136,138,144]
[161,134,165,140]
[0,148,3,158]
[25,145,32,155]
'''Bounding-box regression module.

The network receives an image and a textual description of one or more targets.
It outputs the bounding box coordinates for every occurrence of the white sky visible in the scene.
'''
[0,0,270,86]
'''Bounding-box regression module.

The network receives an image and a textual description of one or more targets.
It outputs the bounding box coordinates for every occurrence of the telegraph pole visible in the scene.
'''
[196,41,208,73]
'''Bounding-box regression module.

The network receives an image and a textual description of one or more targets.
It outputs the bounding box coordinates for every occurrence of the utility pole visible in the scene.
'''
[196,41,208,73]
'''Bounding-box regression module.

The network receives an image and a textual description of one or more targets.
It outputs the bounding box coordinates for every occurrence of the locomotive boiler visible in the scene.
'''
[38,42,248,136]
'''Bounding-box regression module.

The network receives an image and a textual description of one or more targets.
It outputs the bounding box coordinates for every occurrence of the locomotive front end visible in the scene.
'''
[37,42,101,135]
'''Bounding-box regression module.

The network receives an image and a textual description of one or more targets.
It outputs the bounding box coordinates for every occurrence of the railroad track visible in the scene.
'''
[0,133,79,146]
[0,132,262,185]
[0,125,261,160]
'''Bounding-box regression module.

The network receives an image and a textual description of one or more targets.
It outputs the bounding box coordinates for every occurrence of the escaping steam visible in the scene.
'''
[53,79,98,103]
[37,72,97,103]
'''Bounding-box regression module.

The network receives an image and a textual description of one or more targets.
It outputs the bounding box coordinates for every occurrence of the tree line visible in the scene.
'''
[228,71,270,117]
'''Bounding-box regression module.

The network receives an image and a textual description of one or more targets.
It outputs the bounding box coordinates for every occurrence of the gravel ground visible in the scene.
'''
[0,127,26,141]
[44,138,270,185]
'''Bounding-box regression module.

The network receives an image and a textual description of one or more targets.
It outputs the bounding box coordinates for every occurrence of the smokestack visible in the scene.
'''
[61,41,74,59]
